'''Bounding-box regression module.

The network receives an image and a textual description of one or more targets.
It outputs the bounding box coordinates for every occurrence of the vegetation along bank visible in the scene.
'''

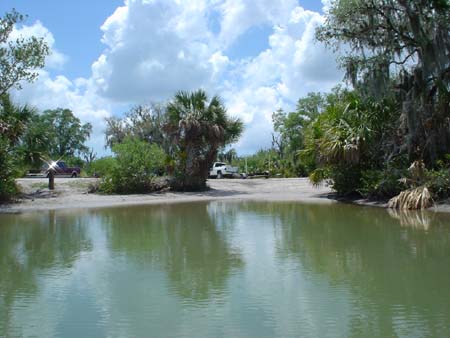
[1,1,449,210]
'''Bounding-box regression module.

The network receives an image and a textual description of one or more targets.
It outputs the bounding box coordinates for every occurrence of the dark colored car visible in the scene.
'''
[42,161,81,178]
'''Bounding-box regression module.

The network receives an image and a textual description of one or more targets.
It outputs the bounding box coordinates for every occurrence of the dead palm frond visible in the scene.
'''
[388,185,433,210]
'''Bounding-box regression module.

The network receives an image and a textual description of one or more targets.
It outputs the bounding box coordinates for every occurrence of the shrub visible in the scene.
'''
[329,165,362,196]
[64,156,84,168]
[0,138,19,201]
[359,169,406,199]
[99,138,165,194]
[85,156,116,177]
[427,168,450,200]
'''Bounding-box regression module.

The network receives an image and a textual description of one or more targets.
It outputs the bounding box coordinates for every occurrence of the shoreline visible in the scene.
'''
[1,177,449,214]
[0,178,336,214]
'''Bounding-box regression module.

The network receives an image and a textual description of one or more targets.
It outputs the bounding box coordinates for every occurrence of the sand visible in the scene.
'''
[0,177,335,213]
[2,177,449,214]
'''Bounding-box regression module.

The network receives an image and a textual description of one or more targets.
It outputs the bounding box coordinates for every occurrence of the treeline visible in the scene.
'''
[230,0,450,208]
[311,0,450,208]
[0,95,92,199]
[2,1,450,209]
[0,9,243,199]
[0,10,92,200]
[97,90,243,193]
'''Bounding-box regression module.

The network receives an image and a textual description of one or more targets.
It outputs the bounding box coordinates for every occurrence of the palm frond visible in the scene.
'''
[388,186,433,210]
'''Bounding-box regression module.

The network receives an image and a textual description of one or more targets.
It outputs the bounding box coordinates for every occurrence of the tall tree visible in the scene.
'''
[271,92,327,175]
[0,9,49,96]
[105,103,168,150]
[0,94,36,200]
[39,108,92,158]
[317,0,450,164]
[165,90,243,191]
[0,8,48,200]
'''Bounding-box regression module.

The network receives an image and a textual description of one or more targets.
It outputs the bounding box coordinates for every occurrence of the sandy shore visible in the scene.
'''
[0,177,336,213]
[2,177,449,214]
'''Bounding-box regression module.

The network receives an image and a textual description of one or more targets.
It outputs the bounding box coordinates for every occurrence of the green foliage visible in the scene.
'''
[99,138,165,194]
[0,137,19,201]
[359,169,406,199]
[105,103,167,149]
[14,108,92,169]
[166,90,243,190]
[85,156,116,177]
[301,89,398,196]
[426,168,450,200]
[232,149,282,176]
[0,94,38,201]
[308,0,450,203]
[327,165,362,196]
[317,0,450,164]
[308,167,331,186]
[271,92,327,177]
[64,156,84,168]
[0,9,49,96]
[38,108,92,158]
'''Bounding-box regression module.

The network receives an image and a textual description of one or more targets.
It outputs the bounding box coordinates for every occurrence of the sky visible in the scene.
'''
[1,0,343,156]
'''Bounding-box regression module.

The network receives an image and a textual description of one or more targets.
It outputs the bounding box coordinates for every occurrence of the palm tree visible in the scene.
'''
[165,90,243,191]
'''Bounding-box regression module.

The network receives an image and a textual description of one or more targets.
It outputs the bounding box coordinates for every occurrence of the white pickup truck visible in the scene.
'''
[209,162,239,179]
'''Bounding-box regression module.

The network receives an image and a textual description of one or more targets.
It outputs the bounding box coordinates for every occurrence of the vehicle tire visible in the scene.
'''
[71,172,77,178]
[217,171,223,179]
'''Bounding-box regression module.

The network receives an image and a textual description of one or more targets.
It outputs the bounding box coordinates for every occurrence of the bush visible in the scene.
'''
[64,156,84,168]
[427,168,450,200]
[99,138,165,194]
[329,165,362,196]
[85,156,116,177]
[359,169,406,199]
[0,138,19,201]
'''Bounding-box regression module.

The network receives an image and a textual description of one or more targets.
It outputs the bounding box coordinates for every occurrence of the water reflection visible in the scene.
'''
[387,208,439,230]
[0,210,92,337]
[96,203,243,301]
[0,202,449,338]
[247,203,450,337]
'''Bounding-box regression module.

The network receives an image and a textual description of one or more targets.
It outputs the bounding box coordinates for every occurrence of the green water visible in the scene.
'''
[1,202,449,338]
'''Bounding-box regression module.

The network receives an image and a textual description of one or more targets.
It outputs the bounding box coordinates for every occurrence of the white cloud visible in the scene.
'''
[92,0,216,102]
[226,86,284,154]
[218,0,298,47]
[11,0,344,155]
[217,5,343,153]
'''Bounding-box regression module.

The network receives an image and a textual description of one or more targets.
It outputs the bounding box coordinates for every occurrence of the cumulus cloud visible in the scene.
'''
[215,4,343,153]
[225,86,283,154]
[217,0,298,47]
[92,0,217,102]
[11,0,344,155]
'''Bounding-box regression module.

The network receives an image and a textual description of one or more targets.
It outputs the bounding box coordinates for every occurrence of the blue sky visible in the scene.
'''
[1,0,123,79]
[1,0,342,155]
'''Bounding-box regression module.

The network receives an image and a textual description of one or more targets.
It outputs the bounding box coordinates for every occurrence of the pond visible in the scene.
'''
[1,202,449,338]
